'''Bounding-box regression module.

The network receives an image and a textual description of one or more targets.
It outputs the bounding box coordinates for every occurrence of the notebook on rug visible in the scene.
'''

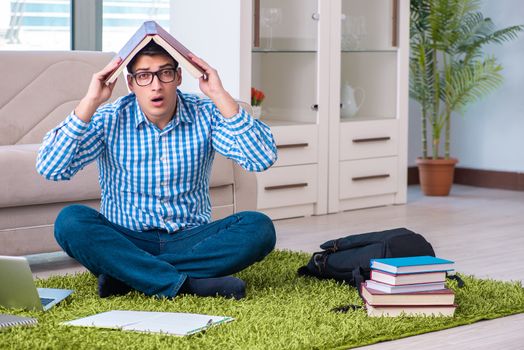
[0,314,38,328]
[63,310,234,336]
[0,256,73,311]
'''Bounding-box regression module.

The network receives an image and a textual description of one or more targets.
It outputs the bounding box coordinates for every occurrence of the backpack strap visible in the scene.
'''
[352,267,365,298]
[447,273,465,288]
[331,304,363,313]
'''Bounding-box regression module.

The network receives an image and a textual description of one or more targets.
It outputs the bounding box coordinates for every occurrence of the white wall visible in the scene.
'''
[170,0,245,100]
[408,0,524,171]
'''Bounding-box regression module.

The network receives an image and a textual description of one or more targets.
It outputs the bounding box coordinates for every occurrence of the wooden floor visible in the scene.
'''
[31,185,524,349]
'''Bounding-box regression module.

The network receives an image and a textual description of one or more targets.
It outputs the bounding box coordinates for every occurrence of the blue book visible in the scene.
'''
[370,256,454,274]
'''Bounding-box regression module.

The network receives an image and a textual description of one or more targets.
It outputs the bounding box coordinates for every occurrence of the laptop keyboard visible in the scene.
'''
[40,297,54,306]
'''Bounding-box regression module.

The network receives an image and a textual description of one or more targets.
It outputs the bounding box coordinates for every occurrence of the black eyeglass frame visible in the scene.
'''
[129,67,179,86]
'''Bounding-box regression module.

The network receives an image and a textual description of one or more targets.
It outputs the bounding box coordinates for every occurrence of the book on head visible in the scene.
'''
[361,283,455,306]
[105,21,205,85]
[370,269,447,286]
[370,256,455,274]
[62,310,234,336]
[0,314,38,328]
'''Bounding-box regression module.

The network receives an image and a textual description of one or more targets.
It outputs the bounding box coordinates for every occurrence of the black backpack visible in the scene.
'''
[297,228,436,289]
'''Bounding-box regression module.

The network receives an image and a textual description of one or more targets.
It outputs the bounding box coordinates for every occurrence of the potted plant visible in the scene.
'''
[251,87,265,119]
[410,0,523,195]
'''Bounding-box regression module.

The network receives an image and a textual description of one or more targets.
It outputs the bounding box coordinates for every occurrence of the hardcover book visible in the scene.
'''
[370,269,447,286]
[105,21,205,84]
[361,283,455,306]
[365,303,457,317]
[365,280,446,294]
[370,256,455,274]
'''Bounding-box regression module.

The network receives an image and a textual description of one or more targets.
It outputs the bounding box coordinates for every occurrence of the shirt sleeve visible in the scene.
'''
[209,104,278,172]
[36,111,105,181]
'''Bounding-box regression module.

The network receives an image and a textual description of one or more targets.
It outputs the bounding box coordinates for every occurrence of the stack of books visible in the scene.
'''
[362,255,457,317]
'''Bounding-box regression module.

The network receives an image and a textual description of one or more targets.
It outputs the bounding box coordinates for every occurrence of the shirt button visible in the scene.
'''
[160,156,166,162]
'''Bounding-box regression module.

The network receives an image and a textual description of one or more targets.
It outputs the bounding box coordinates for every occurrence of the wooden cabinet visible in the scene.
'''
[328,0,408,213]
[171,0,409,219]
[254,122,322,219]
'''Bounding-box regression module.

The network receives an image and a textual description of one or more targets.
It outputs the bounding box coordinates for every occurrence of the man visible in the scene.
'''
[36,41,277,300]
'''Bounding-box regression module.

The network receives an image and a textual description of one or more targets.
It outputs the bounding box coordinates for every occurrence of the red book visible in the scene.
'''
[105,21,205,84]
[361,283,455,306]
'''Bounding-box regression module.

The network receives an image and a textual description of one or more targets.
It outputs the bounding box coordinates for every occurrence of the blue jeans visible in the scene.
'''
[54,205,276,298]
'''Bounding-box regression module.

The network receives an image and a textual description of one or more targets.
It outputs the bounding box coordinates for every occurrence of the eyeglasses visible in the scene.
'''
[130,68,177,86]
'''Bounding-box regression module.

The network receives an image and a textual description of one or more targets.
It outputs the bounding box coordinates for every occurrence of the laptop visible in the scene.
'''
[0,255,73,311]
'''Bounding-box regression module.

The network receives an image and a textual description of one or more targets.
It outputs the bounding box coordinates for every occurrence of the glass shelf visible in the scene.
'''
[341,0,398,52]
[262,118,317,127]
[339,115,396,123]
[252,49,317,53]
[341,49,398,53]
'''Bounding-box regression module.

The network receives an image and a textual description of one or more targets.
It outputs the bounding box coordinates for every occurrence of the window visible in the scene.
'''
[102,0,169,52]
[0,0,72,50]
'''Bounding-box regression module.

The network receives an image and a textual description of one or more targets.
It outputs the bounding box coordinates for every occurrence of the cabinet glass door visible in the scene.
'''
[252,0,319,125]
[340,0,398,121]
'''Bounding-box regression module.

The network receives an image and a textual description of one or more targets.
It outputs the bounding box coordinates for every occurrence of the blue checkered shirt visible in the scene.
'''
[36,90,277,233]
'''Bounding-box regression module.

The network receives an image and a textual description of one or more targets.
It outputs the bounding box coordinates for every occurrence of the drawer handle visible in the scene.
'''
[265,183,308,191]
[352,137,391,143]
[352,174,390,181]
[277,143,309,149]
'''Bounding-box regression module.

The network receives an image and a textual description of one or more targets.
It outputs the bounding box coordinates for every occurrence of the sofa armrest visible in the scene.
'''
[233,163,258,212]
[0,144,100,208]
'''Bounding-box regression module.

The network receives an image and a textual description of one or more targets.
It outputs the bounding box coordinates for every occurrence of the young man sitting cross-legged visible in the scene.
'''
[36,42,278,300]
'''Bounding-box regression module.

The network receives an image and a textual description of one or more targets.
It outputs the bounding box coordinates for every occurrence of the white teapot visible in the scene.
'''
[340,82,365,118]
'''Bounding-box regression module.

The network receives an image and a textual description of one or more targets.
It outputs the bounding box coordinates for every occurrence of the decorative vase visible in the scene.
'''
[416,157,458,196]
[252,105,262,119]
[340,82,365,118]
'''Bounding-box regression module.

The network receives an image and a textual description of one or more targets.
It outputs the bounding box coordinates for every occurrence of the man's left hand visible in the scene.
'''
[190,55,239,118]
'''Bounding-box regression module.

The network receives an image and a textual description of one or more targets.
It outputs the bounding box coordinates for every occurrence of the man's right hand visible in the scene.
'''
[75,58,122,123]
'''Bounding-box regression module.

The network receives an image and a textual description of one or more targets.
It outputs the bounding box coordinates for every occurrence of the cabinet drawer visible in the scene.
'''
[339,157,398,199]
[271,124,318,167]
[339,119,398,160]
[257,164,318,209]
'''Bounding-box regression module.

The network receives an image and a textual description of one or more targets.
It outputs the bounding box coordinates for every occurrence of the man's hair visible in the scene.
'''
[126,41,179,73]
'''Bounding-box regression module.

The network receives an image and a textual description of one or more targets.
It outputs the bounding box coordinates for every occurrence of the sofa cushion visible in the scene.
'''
[0,144,100,207]
[0,50,128,146]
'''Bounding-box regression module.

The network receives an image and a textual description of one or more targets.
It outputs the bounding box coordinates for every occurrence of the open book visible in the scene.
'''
[62,310,233,336]
[105,21,205,84]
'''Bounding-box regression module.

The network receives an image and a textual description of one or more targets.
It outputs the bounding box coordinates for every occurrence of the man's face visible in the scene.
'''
[127,54,182,126]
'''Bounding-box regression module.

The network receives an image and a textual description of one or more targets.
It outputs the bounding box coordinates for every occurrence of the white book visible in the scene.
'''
[371,269,446,285]
[365,280,446,294]
[366,303,457,317]
[63,310,233,336]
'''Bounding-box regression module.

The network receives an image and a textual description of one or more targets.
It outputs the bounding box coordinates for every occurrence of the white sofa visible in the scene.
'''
[0,50,256,256]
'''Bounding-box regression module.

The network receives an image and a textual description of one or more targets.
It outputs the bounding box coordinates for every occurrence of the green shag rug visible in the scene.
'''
[1,250,524,350]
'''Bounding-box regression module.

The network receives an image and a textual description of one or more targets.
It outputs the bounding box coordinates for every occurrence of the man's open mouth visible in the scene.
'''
[151,96,164,103]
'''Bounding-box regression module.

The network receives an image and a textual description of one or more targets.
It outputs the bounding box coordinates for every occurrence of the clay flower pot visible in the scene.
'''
[416,157,458,196]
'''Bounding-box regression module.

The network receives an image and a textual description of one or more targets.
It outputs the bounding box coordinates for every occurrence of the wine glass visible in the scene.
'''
[260,7,282,50]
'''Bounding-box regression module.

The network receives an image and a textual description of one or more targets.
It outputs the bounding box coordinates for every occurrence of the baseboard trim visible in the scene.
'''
[408,166,524,191]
